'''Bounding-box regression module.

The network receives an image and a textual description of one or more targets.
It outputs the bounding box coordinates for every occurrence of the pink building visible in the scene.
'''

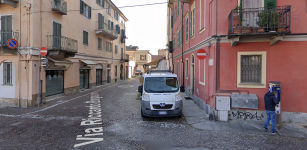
[167,0,307,123]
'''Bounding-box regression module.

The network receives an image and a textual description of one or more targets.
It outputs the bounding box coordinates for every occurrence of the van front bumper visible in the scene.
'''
[141,100,183,117]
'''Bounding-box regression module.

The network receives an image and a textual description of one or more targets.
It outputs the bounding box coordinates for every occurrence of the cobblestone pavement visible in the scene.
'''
[0,77,306,150]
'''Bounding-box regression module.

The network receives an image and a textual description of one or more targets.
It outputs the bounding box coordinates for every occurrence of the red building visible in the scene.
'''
[167,0,307,123]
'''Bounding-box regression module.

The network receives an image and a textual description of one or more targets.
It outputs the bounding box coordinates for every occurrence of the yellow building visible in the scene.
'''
[0,0,129,108]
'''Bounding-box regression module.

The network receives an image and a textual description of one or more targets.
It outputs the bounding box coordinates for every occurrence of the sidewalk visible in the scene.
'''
[180,92,307,138]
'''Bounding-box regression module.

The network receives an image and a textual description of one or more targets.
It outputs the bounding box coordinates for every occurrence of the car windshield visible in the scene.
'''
[144,77,178,93]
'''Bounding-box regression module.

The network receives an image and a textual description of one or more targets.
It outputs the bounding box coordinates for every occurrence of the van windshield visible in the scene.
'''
[144,77,178,93]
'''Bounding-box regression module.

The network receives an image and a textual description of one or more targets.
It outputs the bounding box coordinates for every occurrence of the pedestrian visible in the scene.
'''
[263,91,280,134]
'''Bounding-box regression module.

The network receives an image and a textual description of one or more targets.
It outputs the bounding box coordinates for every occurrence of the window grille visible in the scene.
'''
[241,55,261,83]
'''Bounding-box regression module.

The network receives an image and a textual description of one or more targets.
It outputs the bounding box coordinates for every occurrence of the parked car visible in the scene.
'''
[135,70,143,75]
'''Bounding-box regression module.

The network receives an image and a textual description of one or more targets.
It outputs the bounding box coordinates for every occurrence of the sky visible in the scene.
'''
[111,0,168,55]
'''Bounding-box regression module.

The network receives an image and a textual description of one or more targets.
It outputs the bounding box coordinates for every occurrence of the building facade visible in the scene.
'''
[0,0,128,108]
[168,0,307,123]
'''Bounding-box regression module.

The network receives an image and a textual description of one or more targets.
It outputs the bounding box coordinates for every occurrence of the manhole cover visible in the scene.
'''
[184,96,192,100]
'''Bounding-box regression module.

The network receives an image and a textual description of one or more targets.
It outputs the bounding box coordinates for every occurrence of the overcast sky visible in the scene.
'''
[112,0,168,55]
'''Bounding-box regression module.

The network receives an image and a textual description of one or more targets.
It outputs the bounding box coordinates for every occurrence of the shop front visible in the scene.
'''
[96,64,103,86]
[79,60,97,89]
[45,58,73,97]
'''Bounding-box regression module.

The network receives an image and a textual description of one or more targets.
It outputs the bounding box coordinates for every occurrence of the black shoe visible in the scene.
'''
[271,131,278,134]
[263,127,268,131]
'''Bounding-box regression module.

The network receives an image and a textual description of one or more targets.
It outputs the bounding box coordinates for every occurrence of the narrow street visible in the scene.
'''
[0,78,306,150]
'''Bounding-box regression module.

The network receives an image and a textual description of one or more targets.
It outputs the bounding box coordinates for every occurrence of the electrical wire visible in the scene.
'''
[28,1,177,14]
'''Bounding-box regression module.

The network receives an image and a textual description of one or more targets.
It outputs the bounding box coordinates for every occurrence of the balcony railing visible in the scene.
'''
[46,35,78,53]
[120,54,129,62]
[228,6,291,38]
[95,21,118,40]
[0,30,19,47]
[0,0,19,8]
[52,0,67,15]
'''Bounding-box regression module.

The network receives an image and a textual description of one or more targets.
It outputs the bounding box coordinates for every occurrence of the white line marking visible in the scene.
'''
[197,53,206,56]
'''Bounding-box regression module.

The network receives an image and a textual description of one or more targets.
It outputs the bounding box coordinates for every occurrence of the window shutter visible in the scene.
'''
[96,0,99,5]
[265,0,276,9]
[102,0,105,7]
[88,6,91,18]
[118,26,120,34]
[98,13,101,29]
[180,27,182,46]
[8,63,12,84]
[193,9,195,36]
[108,20,110,30]
[3,63,7,84]
[111,22,114,30]
[190,12,192,37]
[80,0,83,14]
[171,16,173,28]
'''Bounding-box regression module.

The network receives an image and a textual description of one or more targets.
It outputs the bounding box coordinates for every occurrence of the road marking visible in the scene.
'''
[74,91,104,148]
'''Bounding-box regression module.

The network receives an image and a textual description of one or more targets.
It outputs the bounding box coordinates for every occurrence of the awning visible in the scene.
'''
[80,60,97,69]
[45,58,73,71]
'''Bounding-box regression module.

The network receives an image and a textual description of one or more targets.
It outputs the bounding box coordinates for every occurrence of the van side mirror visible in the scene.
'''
[180,85,185,92]
[138,86,143,93]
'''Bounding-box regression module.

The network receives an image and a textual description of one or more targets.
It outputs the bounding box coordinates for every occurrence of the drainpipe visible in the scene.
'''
[181,2,184,89]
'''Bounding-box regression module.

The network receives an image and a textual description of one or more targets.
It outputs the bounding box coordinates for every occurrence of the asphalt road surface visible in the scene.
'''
[0,77,306,150]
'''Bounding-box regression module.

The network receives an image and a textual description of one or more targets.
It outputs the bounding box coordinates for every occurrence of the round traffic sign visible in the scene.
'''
[7,39,18,49]
[40,47,48,56]
[197,49,207,60]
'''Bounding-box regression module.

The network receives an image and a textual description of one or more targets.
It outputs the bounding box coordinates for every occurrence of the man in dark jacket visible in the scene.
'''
[263,91,280,134]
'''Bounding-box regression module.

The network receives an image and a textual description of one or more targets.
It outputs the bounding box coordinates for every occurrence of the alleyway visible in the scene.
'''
[0,78,306,150]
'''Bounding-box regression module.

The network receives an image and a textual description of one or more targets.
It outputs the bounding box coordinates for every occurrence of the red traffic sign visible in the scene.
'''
[7,39,18,49]
[40,47,48,56]
[197,49,207,60]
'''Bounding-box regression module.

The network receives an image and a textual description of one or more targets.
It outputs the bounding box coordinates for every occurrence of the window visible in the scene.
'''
[185,18,188,41]
[96,0,104,7]
[190,2,195,37]
[177,31,180,48]
[115,45,118,54]
[0,15,13,46]
[83,30,88,45]
[140,55,146,61]
[199,59,205,86]
[174,37,176,51]
[98,38,102,50]
[98,13,104,29]
[108,20,114,31]
[177,62,179,76]
[241,55,261,83]
[80,0,91,19]
[115,65,117,77]
[107,5,111,15]
[185,59,188,78]
[106,41,112,52]
[144,77,178,93]
[114,11,119,21]
[52,21,62,49]
[177,2,179,16]
[3,62,12,85]
[180,26,182,46]
[237,52,267,88]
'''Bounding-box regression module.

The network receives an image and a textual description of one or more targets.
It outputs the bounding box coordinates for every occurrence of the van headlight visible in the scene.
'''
[142,93,150,101]
[175,93,182,101]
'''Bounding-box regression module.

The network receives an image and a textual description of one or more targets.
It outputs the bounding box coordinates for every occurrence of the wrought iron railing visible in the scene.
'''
[0,30,19,47]
[120,54,129,62]
[228,6,291,36]
[46,35,78,52]
[96,21,118,38]
[52,0,67,15]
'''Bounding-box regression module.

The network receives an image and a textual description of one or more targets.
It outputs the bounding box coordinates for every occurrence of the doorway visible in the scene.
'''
[80,69,89,89]
[46,70,64,96]
[107,64,111,83]
[120,65,123,80]
[191,55,195,95]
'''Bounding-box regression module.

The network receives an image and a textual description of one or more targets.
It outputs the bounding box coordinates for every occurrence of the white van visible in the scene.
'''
[138,70,183,117]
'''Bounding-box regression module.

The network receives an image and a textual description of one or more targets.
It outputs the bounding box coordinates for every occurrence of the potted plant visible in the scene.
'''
[268,10,280,32]
[257,11,269,32]
[233,5,243,34]
[243,24,252,33]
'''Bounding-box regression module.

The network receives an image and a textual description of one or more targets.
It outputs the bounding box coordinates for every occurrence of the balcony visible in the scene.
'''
[0,30,19,55]
[0,0,19,8]
[179,0,191,3]
[95,21,118,40]
[228,6,291,46]
[46,35,78,57]
[120,54,129,62]
[52,0,67,15]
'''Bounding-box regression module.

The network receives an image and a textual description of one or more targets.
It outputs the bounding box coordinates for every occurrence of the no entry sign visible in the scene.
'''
[40,47,48,56]
[7,39,18,49]
[197,49,207,60]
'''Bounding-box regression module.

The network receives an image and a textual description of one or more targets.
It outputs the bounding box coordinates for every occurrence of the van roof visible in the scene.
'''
[143,70,177,78]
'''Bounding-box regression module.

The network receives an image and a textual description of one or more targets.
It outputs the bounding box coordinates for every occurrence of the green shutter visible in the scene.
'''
[98,13,102,29]
[108,20,110,30]
[265,0,276,9]
[80,0,83,14]
[88,6,91,18]
[53,22,57,48]
[58,23,62,48]
[111,22,114,31]
[190,12,192,37]
[96,0,100,5]
[102,0,105,7]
